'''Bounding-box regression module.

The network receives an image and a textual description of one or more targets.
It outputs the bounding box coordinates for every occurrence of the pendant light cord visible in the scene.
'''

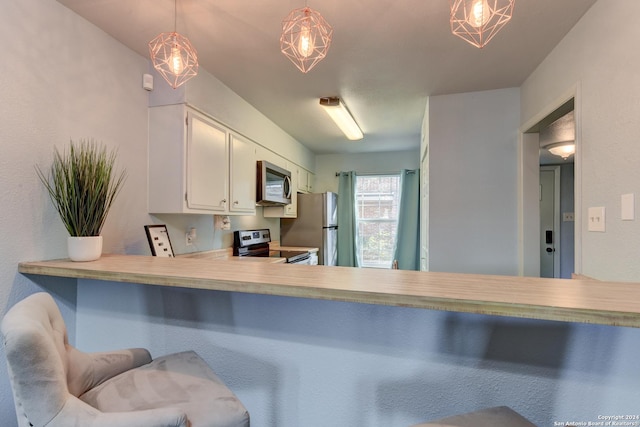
[173,0,177,32]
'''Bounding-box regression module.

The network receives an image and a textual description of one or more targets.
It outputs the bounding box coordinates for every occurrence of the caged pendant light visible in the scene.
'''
[450,0,515,48]
[280,6,333,73]
[149,0,199,89]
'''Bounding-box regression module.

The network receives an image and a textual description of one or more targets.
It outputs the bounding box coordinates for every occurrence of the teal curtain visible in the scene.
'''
[393,169,420,270]
[337,171,359,267]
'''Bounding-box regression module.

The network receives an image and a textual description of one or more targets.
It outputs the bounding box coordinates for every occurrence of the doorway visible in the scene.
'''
[519,95,578,278]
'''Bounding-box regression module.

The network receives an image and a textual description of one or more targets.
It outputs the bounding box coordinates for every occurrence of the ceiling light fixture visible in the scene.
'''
[320,97,363,141]
[450,0,515,48]
[149,0,198,89]
[280,6,333,73]
[547,141,575,160]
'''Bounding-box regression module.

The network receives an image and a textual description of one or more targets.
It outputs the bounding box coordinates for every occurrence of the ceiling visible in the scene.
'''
[57,0,597,155]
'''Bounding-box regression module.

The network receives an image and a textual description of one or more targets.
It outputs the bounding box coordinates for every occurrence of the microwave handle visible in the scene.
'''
[283,175,292,199]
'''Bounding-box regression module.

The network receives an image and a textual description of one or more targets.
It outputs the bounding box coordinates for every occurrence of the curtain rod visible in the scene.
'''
[335,170,416,177]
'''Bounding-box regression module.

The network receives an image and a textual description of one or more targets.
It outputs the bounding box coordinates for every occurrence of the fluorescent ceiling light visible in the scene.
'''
[319,97,363,140]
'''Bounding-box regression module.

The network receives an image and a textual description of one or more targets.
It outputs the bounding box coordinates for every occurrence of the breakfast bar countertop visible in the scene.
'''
[176,249,286,263]
[18,254,640,328]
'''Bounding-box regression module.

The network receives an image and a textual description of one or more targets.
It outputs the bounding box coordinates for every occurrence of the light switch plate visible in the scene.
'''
[621,193,634,221]
[588,207,605,232]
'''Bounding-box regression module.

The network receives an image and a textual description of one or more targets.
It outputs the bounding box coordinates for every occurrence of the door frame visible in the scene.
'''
[540,165,561,278]
[518,84,582,276]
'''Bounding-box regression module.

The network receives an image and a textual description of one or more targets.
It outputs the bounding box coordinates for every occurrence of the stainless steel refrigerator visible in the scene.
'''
[280,192,338,265]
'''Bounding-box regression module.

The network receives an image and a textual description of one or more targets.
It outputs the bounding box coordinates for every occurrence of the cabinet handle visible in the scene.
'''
[220,199,227,205]
[234,200,239,205]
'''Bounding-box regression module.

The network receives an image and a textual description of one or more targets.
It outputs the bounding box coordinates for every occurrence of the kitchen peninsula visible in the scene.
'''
[18,254,640,328]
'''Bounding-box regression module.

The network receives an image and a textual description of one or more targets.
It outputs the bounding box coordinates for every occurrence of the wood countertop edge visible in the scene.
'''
[18,256,640,328]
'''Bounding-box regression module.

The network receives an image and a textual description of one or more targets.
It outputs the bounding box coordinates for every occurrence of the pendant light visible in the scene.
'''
[149,0,198,89]
[450,0,515,48]
[280,6,333,73]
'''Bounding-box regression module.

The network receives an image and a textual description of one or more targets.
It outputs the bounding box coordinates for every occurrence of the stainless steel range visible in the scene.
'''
[233,229,311,264]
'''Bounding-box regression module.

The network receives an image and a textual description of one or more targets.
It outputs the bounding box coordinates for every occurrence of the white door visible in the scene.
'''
[540,166,560,278]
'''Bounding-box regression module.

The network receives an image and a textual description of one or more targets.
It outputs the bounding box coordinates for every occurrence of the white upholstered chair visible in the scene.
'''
[1,292,250,427]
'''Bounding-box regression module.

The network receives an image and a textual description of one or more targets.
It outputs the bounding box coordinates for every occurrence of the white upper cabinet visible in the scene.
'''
[297,167,308,192]
[186,111,229,212]
[229,132,257,213]
[149,105,256,215]
[296,166,314,193]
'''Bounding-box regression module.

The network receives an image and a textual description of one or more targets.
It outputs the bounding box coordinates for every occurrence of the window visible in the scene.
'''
[355,174,401,268]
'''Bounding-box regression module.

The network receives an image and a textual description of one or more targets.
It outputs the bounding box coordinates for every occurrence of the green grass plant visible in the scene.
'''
[36,139,126,237]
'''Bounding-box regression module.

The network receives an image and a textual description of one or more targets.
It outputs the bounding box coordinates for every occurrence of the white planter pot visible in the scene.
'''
[67,236,103,262]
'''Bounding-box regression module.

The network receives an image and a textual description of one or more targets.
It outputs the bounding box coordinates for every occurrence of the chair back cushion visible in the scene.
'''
[1,293,72,426]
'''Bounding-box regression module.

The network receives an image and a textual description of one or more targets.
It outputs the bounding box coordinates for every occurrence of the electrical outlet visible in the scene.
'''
[214,215,231,230]
[185,227,196,246]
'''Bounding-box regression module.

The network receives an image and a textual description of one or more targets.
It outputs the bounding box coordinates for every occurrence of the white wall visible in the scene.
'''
[314,150,420,194]
[559,163,575,279]
[77,279,640,427]
[0,0,152,421]
[521,0,640,281]
[428,88,520,275]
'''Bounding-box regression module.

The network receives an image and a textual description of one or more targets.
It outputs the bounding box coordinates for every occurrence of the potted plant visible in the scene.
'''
[36,139,126,261]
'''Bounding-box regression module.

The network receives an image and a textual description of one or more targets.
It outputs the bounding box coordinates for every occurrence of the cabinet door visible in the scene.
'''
[297,167,309,192]
[230,133,256,214]
[307,171,314,193]
[186,111,228,211]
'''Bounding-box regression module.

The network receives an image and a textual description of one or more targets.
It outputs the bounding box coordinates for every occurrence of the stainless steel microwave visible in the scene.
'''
[256,160,292,206]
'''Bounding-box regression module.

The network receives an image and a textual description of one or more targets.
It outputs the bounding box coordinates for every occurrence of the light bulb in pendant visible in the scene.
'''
[467,0,492,28]
[170,45,184,75]
[298,19,314,58]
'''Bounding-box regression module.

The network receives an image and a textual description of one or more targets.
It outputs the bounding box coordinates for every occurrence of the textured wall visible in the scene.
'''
[77,280,640,427]
[0,0,151,423]
[428,88,520,275]
[521,0,640,281]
